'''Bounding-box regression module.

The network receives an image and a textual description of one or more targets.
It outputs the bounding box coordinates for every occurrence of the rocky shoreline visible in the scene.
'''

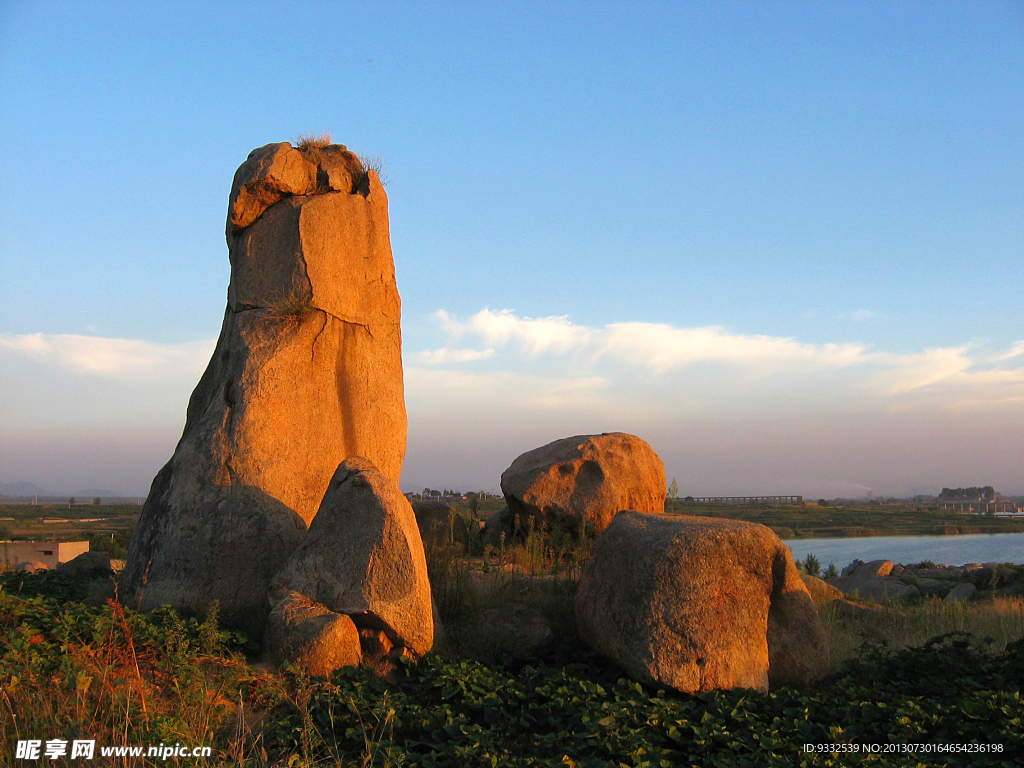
[807,559,1020,606]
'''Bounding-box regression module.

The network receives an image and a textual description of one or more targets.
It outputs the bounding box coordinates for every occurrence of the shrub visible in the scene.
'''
[294,132,333,167]
[87,532,130,559]
[356,154,389,187]
[268,295,315,324]
[295,132,332,151]
[802,553,821,578]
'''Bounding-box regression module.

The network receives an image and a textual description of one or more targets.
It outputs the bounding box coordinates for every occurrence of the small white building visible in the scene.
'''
[1,541,89,570]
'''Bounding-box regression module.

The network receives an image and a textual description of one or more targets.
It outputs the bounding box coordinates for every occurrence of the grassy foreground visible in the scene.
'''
[3,544,1024,767]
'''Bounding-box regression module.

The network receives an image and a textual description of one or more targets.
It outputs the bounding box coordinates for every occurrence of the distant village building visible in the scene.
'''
[1,541,89,570]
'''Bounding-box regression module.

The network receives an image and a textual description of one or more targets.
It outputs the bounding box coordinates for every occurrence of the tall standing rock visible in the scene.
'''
[121,142,407,637]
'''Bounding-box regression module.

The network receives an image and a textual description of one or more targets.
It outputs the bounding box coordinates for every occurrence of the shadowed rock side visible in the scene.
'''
[121,142,406,637]
[575,512,827,693]
[266,458,434,676]
[500,432,666,535]
[412,500,470,551]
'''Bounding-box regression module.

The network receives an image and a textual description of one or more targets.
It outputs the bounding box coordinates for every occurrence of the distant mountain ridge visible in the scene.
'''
[0,481,120,498]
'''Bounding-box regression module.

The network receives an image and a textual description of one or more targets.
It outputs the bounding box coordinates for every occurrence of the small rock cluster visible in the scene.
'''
[824,559,1019,604]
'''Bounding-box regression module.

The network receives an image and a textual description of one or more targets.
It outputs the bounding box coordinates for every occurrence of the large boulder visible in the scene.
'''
[832,561,921,602]
[412,500,469,551]
[263,591,362,676]
[831,560,894,594]
[575,512,827,693]
[800,573,843,607]
[265,457,434,675]
[500,433,666,535]
[121,142,406,637]
[481,505,515,549]
[944,583,977,603]
[57,551,113,579]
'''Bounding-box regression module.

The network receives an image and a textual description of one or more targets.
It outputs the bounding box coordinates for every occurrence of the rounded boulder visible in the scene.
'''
[500,432,666,535]
[575,511,827,693]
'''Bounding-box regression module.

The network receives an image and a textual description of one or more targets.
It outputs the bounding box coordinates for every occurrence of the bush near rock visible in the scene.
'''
[475,603,554,659]
[481,506,515,549]
[56,551,113,579]
[265,458,434,677]
[412,500,469,551]
[501,432,666,535]
[121,140,406,638]
[575,511,827,693]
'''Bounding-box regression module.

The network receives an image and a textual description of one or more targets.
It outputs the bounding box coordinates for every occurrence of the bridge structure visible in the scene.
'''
[682,495,804,505]
[937,500,1023,514]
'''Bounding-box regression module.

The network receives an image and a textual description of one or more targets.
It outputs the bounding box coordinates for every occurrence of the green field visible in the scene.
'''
[665,500,1024,539]
[0,503,139,559]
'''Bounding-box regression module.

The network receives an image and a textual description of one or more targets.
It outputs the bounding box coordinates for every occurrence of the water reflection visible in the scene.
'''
[784,531,1024,569]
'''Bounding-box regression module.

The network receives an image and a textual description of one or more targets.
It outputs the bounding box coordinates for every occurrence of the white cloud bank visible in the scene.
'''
[0,333,215,380]
[417,308,1024,406]
[3,317,1023,497]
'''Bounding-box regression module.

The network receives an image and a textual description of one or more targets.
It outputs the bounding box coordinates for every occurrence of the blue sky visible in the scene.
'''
[1,1,1022,497]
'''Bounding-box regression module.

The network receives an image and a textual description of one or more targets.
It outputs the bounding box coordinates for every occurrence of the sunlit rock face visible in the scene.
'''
[500,432,666,535]
[265,457,434,677]
[575,512,828,693]
[121,142,407,638]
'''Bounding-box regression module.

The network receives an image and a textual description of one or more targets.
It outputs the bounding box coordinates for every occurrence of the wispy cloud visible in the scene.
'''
[414,347,495,364]
[436,309,591,354]
[992,340,1024,362]
[0,333,215,380]
[433,308,869,374]
[419,308,1024,411]
[598,322,867,374]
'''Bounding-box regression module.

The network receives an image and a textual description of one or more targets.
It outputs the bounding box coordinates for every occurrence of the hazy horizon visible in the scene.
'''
[2,2,1022,499]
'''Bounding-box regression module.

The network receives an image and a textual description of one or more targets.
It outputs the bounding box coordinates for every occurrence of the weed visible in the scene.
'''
[267,294,315,324]
[295,132,332,150]
[356,154,389,186]
[294,132,332,167]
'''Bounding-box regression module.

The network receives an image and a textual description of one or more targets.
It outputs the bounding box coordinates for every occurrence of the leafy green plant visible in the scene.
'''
[7,566,1024,766]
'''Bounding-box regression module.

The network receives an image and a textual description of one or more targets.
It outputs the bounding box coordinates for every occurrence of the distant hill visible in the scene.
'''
[0,482,122,499]
[0,481,50,496]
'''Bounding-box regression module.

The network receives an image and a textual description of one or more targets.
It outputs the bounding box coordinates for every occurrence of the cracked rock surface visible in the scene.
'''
[121,142,406,638]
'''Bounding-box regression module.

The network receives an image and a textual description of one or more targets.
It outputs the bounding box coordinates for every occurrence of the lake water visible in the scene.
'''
[783,532,1024,569]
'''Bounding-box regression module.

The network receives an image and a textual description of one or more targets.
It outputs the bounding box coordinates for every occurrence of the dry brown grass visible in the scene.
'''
[820,595,1024,669]
[356,154,388,187]
[267,295,315,325]
[294,132,332,151]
